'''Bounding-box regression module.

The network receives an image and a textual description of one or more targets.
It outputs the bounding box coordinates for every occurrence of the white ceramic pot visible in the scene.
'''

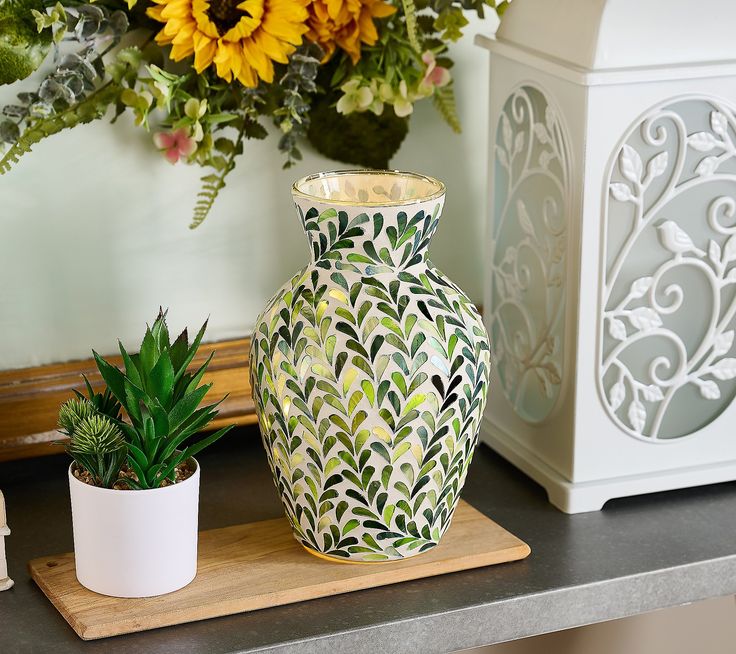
[68,460,200,597]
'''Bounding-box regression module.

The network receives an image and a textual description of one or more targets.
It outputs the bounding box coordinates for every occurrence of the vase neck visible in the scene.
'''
[296,200,444,273]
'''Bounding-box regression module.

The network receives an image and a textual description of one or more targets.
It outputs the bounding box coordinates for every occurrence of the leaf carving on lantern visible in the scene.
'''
[711,358,736,380]
[628,399,647,433]
[713,330,734,356]
[688,131,719,152]
[495,146,508,170]
[696,155,719,177]
[698,379,721,400]
[709,240,722,267]
[516,200,535,238]
[609,380,625,410]
[543,361,561,385]
[608,317,627,341]
[627,307,662,331]
[619,145,643,183]
[629,276,653,299]
[545,105,557,131]
[711,111,728,136]
[646,152,668,181]
[514,131,525,155]
[723,234,736,263]
[533,123,549,145]
[641,384,664,402]
[501,113,512,152]
[610,183,634,202]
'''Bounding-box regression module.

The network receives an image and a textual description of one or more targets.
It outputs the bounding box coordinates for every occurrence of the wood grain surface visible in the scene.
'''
[29,500,530,640]
[0,337,256,462]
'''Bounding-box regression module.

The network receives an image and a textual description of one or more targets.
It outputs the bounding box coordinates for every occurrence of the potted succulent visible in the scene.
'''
[58,311,234,597]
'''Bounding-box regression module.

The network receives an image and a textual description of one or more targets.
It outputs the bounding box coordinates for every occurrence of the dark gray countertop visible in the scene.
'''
[1,426,736,654]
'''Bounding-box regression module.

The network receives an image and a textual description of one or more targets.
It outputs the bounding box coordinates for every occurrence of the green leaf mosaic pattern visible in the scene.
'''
[251,196,491,561]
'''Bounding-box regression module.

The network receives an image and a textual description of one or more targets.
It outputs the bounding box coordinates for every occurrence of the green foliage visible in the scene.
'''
[93,310,234,489]
[58,397,96,435]
[0,82,120,173]
[58,399,127,489]
[400,0,421,52]
[68,415,127,488]
[0,0,503,224]
[433,7,468,41]
[307,94,409,169]
[190,117,247,229]
[432,83,460,133]
[0,0,52,85]
[74,374,122,421]
[273,44,322,168]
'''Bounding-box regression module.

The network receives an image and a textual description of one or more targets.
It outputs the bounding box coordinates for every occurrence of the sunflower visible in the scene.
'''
[147,0,310,87]
[306,0,396,64]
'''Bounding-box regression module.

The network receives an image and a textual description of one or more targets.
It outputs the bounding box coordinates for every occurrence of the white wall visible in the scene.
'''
[0,14,497,370]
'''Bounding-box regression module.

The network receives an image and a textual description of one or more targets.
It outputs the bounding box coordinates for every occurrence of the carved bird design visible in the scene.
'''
[656,220,706,257]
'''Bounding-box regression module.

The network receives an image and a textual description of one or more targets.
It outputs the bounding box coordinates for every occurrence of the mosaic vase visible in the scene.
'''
[250,170,491,562]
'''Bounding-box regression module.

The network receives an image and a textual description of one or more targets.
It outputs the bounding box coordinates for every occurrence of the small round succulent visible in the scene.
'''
[69,415,125,455]
[57,398,97,435]
[58,401,127,488]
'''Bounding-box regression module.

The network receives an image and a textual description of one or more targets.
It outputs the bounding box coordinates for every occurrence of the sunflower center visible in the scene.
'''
[206,0,251,35]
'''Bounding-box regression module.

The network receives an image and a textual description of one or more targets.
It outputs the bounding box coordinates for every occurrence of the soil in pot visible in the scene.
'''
[72,460,196,490]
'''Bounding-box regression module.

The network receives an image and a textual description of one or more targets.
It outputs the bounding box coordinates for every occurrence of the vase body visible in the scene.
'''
[68,460,199,597]
[251,171,491,562]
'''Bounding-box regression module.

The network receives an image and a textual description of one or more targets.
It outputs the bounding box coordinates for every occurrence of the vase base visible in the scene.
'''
[301,544,398,564]
[300,543,439,564]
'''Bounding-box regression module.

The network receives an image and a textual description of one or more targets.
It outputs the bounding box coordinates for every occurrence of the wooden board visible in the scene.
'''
[29,500,530,640]
[0,337,256,462]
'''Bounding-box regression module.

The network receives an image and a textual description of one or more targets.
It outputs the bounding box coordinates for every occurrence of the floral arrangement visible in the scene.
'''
[0,0,505,226]
[58,310,234,488]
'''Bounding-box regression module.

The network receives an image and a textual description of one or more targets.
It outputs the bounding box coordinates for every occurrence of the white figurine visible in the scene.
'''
[0,490,13,590]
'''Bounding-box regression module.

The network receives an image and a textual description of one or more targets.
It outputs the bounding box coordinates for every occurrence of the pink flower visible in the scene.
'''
[153,128,197,164]
[421,51,451,89]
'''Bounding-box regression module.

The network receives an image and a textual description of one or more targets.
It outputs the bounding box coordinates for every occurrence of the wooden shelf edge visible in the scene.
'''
[0,337,256,462]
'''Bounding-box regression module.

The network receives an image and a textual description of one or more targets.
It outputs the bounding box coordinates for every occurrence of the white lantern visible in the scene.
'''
[478,0,736,512]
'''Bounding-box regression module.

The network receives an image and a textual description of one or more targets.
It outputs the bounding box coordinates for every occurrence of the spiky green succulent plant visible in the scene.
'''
[58,397,96,435]
[74,374,122,422]
[58,399,127,488]
[93,310,233,489]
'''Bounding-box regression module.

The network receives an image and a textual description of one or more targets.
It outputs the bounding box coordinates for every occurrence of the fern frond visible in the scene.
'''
[401,0,421,52]
[0,83,120,175]
[433,84,461,133]
[190,174,228,229]
[190,122,247,229]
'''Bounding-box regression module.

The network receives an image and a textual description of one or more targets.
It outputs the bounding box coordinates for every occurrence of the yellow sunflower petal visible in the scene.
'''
[369,0,395,17]
[235,59,258,87]
[192,35,217,72]
[254,30,291,63]
[242,38,274,82]
[170,41,195,60]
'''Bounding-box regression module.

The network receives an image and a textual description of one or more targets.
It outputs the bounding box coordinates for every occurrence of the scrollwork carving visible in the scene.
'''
[601,97,736,440]
[490,86,570,423]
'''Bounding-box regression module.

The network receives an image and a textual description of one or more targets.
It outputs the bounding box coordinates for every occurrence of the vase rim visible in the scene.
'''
[292,169,445,207]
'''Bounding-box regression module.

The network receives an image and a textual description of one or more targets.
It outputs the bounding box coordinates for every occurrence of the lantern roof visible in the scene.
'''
[496,0,736,71]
